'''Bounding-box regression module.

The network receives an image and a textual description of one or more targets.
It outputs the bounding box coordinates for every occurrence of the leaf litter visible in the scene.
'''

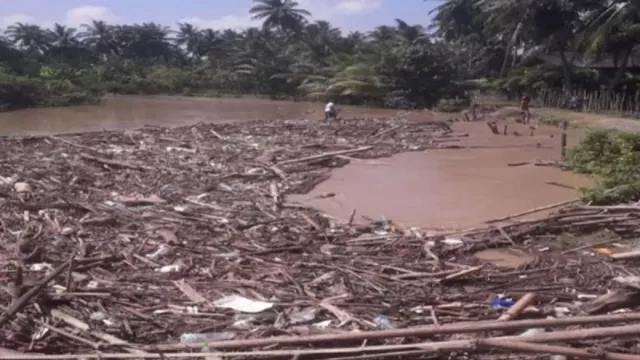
[1,117,640,358]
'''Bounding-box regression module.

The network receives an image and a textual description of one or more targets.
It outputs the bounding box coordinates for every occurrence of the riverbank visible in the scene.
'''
[2,116,640,358]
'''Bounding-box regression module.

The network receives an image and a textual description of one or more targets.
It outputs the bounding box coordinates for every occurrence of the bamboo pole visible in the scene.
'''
[561,120,568,159]
[479,339,640,360]
[485,199,579,224]
[5,322,640,359]
[498,293,536,321]
[144,311,640,351]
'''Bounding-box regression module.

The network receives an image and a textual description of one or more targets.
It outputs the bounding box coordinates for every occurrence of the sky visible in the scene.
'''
[0,0,442,32]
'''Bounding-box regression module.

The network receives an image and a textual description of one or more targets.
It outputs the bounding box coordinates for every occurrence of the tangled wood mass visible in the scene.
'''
[2,116,640,359]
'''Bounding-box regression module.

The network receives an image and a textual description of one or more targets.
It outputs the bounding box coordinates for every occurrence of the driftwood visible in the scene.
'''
[498,292,536,321]
[276,146,372,166]
[479,339,640,360]
[611,250,640,261]
[0,260,72,327]
[486,199,579,223]
[144,312,640,351]
[6,322,640,359]
[583,289,640,315]
[4,119,640,359]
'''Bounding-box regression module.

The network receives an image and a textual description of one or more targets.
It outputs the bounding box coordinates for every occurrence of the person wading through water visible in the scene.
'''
[520,92,531,124]
[324,100,336,121]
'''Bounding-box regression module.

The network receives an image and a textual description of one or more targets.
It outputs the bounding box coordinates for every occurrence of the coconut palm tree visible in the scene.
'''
[5,23,50,55]
[80,20,117,59]
[249,0,311,33]
[581,0,640,88]
[394,19,428,44]
[48,23,79,47]
[176,22,202,58]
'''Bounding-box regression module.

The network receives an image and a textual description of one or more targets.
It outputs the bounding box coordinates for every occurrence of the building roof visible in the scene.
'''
[535,49,640,69]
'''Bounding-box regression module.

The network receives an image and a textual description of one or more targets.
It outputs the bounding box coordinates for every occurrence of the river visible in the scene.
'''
[0,95,590,229]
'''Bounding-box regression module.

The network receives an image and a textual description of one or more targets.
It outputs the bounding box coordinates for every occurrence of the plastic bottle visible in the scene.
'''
[492,298,515,308]
[374,315,394,329]
[179,332,235,343]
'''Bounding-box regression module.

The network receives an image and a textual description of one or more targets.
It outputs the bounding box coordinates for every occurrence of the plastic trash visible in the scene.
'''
[13,182,31,193]
[231,314,256,329]
[155,264,182,273]
[29,263,52,271]
[180,332,235,343]
[289,308,317,324]
[492,298,515,308]
[146,244,170,260]
[313,320,332,329]
[596,248,614,255]
[374,315,394,329]
[442,237,463,246]
[214,295,274,313]
[180,333,233,360]
[89,312,106,321]
[519,327,545,337]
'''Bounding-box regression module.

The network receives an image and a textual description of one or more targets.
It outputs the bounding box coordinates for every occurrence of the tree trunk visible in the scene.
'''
[559,51,573,93]
[499,6,531,78]
[610,47,631,90]
[499,21,523,77]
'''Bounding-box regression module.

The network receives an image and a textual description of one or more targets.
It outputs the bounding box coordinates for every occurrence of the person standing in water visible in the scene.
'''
[520,92,531,124]
[324,100,336,121]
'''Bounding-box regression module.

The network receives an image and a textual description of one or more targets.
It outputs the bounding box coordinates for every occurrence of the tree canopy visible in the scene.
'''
[0,0,638,111]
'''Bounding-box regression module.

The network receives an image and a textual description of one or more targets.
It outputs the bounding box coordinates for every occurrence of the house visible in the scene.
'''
[535,49,640,71]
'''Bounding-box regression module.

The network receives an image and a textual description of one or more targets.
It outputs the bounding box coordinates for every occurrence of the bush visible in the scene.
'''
[566,128,640,204]
[435,98,470,112]
[0,66,104,111]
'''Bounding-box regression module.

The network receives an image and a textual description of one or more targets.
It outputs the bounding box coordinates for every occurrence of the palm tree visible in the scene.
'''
[394,19,427,44]
[48,24,79,47]
[199,28,225,61]
[80,20,117,59]
[368,25,397,43]
[301,21,341,63]
[249,0,311,33]
[176,22,202,57]
[46,23,86,61]
[298,54,384,102]
[581,0,640,88]
[120,23,174,60]
[5,23,50,55]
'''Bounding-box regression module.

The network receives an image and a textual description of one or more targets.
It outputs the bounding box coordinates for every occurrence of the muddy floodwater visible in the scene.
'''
[0,95,401,136]
[0,96,591,229]
[290,121,592,230]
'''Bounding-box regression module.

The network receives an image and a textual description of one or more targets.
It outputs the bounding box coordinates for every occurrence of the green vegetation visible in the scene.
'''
[567,128,640,204]
[1,0,639,111]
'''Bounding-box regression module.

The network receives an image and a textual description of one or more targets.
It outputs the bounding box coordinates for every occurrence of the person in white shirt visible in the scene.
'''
[324,100,336,121]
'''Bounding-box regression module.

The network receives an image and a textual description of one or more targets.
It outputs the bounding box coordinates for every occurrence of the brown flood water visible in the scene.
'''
[0,96,591,229]
[291,121,592,230]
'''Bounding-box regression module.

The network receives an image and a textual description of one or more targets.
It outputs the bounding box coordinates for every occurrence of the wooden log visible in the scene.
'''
[142,312,640,351]
[498,293,536,321]
[486,199,579,223]
[479,339,640,360]
[582,289,640,315]
[8,323,640,359]
[611,250,640,261]
[276,147,372,166]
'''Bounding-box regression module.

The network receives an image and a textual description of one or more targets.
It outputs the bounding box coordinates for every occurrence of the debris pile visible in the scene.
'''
[0,117,640,359]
